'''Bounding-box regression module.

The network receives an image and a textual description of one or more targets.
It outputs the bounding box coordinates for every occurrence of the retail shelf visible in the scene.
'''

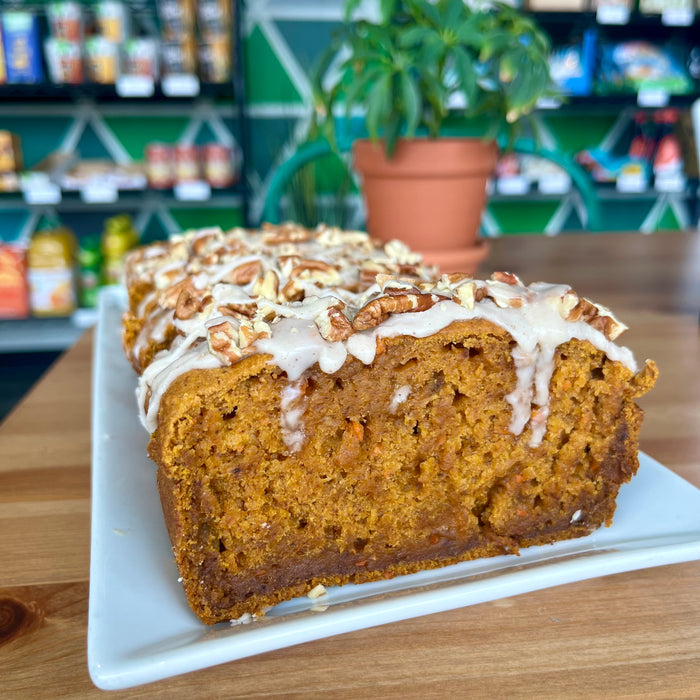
[0,313,96,353]
[538,94,699,111]
[0,82,235,103]
[532,9,698,27]
[0,189,243,212]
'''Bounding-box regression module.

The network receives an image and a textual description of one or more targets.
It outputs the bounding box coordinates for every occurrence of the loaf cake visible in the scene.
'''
[122,223,657,624]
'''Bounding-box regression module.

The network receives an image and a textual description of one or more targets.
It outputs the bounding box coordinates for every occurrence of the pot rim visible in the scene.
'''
[353,137,499,177]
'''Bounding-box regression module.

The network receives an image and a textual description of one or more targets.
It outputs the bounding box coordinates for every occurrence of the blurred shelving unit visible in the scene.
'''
[0,0,249,351]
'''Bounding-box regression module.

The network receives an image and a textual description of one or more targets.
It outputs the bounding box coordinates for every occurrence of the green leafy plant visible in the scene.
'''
[312,0,556,155]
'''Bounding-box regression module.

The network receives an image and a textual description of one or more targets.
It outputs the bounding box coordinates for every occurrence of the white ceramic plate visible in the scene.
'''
[88,287,700,690]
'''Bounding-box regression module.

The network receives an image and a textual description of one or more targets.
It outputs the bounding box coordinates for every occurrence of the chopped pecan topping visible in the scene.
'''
[567,297,627,340]
[198,294,214,312]
[315,302,354,342]
[353,292,440,330]
[452,281,477,309]
[222,259,263,285]
[261,223,312,245]
[567,297,595,323]
[239,319,271,349]
[160,278,193,309]
[360,260,393,284]
[191,232,218,256]
[174,284,202,320]
[217,303,256,319]
[252,269,279,301]
[491,271,522,286]
[290,259,341,285]
[375,274,421,295]
[207,320,242,364]
[280,279,304,302]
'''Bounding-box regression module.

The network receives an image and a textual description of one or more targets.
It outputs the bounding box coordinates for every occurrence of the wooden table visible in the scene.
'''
[2,232,699,698]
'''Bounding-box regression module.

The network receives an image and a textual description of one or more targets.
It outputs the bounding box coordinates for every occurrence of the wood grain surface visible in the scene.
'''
[1,232,699,699]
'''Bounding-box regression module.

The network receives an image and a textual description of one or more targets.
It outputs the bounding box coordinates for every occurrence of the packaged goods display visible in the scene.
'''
[101,214,138,286]
[0,0,234,88]
[576,108,688,191]
[145,142,175,189]
[95,0,130,43]
[1,11,44,84]
[597,41,694,95]
[145,141,235,189]
[0,131,23,174]
[0,243,30,319]
[46,2,84,42]
[83,37,116,83]
[121,223,657,623]
[121,38,159,81]
[27,222,77,317]
[78,234,102,308]
[45,38,84,84]
[202,142,235,188]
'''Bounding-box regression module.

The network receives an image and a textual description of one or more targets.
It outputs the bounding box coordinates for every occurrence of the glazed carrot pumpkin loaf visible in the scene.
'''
[122,223,657,624]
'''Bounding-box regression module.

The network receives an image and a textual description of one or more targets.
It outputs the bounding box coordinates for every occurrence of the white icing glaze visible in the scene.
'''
[390,385,412,413]
[279,379,307,451]
[126,226,639,443]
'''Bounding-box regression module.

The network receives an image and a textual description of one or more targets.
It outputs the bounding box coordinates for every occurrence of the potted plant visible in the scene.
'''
[312,0,555,270]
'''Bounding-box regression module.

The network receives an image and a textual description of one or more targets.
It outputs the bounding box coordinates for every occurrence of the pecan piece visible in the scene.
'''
[191,231,219,256]
[491,271,523,286]
[239,319,272,349]
[353,293,439,330]
[290,259,342,285]
[566,297,598,323]
[252,269,279,301]
[261,223,312,245]
[589,312,627,341]
[315,302,354,342]
[207,320,242,364]
[280,279,304,302]
[222,259,263,285]
[159,278,193,309]
[216,303,256,320]
[174,284,202,320]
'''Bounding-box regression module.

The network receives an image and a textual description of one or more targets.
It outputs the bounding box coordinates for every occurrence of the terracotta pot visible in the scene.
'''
[353,137,498,272]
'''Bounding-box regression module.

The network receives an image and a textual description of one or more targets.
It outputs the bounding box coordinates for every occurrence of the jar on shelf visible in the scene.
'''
[202,143,234,188]
[145,142,175,189]
[27,219,77,317]
[174,144,201,183]
[101,214,138,286]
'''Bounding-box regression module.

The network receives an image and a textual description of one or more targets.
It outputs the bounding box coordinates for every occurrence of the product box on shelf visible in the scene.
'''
[1,11,44,84]
[95,0,131,43]
[84,37,119,84]
[0,244,30,320]
[46,1,84,42]
[0,131,23,173]
[550,29,597,96]
[45,38,84,84]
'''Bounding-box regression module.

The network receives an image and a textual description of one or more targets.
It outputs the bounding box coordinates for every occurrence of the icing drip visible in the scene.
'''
[279,379,307,452]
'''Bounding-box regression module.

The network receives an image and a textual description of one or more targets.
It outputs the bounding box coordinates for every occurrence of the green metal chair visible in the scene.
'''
[261,132,601,232]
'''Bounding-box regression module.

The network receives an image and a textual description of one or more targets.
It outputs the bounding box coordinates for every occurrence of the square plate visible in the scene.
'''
[88,287,700,690]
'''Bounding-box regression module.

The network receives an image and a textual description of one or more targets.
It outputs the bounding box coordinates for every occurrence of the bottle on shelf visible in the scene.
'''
[101,214,138,286]
[27,217,77,317]
[78,233,102,308]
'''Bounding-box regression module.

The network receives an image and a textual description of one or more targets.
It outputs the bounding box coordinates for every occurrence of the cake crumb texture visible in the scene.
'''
[149,317,656,623]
